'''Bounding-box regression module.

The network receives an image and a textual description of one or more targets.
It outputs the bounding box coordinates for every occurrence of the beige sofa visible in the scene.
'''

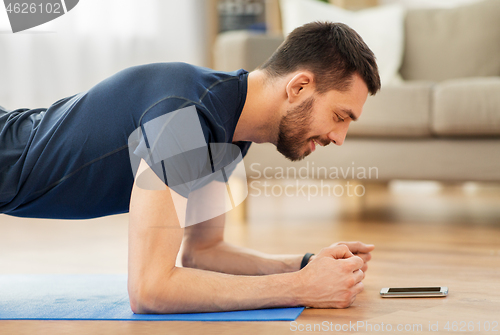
[214,0,500,182]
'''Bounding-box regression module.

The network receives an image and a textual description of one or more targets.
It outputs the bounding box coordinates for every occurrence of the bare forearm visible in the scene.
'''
[182,241,305,275]
[135,265,302,314]
[129,164,303,314]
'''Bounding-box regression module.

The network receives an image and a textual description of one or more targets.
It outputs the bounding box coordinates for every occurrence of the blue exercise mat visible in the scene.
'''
[0,274,304,321]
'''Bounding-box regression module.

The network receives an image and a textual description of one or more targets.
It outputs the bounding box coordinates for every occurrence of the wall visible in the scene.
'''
[0,0,209,109]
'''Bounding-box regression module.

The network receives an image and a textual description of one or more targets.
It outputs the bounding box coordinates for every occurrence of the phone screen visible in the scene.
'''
[388,287,441,293]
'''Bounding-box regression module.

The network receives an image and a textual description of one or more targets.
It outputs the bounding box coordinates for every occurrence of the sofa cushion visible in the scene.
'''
[401,0,500,81]
[280,0,405,85]
[432,77,500,136]
[347,81,433,137]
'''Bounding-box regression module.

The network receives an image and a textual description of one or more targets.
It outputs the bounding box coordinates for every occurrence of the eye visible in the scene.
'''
[335,113,345,122]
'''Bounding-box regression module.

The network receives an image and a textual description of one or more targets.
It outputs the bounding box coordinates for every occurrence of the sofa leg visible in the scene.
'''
[345,181,390,220]
[348,180,367,217]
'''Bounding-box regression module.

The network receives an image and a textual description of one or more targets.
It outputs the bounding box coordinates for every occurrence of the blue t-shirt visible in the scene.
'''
[0,62,251,219]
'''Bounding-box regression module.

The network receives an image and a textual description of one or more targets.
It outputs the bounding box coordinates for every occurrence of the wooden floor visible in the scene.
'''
[1,181,499,334]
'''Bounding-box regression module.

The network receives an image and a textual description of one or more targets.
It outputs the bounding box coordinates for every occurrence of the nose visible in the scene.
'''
[327,123,349,146]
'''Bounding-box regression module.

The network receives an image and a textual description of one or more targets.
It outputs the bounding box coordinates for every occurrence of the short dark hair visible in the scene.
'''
[260,21,381,95]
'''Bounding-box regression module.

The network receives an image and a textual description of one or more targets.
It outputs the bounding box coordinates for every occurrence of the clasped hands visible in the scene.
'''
[296,241,375,309]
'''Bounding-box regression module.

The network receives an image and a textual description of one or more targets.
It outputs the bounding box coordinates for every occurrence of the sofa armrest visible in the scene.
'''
[213,31,284,72]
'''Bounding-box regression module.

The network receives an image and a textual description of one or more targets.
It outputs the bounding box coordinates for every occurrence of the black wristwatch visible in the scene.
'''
[300,253,315,269]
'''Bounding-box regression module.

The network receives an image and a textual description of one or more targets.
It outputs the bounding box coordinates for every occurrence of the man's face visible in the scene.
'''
[276,73,369,161]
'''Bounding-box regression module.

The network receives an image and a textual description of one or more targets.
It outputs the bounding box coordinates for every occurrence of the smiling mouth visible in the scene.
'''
[314,138,325,146]
[310,139,316,152]
[308,139,327,153]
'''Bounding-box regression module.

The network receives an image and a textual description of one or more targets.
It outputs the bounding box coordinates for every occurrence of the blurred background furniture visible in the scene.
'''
[214,0,500,183]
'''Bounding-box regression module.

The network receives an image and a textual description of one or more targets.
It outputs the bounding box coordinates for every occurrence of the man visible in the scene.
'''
[0,22,380,313]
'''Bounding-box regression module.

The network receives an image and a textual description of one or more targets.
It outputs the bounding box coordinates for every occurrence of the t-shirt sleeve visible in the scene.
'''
[127,98,244,198]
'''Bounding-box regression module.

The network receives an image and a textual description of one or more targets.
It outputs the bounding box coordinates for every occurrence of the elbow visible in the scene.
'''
[129,294,142,314]
[128,271,181,314]
[128,281,156,314]
[128,277,169,314]
[130,298,152,315]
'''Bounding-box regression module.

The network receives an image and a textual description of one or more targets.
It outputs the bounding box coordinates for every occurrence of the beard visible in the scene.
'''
[276,96,316,162]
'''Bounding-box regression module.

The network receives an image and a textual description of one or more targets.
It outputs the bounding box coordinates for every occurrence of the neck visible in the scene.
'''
[233,70,282,144]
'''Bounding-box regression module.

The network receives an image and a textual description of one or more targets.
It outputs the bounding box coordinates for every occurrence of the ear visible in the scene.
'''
[285,71,314,103]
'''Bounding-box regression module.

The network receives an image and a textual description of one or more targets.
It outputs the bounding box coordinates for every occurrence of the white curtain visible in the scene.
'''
[0,0,209,109]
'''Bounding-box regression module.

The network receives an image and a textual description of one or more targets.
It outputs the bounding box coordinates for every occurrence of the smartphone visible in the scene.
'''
[380,287,448,298]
